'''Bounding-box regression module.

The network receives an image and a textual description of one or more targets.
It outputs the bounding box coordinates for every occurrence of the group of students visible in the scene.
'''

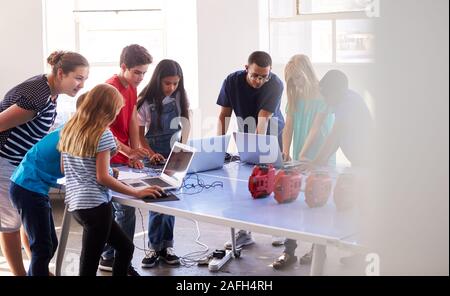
[0,45,371,276]
[216,51,372,270]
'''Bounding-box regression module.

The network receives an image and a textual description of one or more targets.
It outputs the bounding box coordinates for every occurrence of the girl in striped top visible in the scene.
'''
[58,83,164,276]
[0,51,89,275]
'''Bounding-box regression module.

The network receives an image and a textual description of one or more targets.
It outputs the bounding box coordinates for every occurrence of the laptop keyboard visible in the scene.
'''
[142,178,172,187]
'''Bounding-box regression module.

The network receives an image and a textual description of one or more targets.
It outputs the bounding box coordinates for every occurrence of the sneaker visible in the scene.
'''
[141,249,159,268]
[271,236,285,246]
[127,265,141,276]
[299,249,313,265]
[224,230,255,250]
[159,247,180,265]
[272,253,297,270]
[98,257,113,272]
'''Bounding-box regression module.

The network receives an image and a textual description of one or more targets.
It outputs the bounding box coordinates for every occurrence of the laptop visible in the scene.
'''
[122,142,196,190]
[186,135,231,173]
[233,132,284,168]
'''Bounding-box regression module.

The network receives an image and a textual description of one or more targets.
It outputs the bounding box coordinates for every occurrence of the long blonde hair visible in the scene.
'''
[284,54,320,114]
[58,83,124,157]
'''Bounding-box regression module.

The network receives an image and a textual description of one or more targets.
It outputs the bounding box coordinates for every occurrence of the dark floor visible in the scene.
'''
[0,193,361,276]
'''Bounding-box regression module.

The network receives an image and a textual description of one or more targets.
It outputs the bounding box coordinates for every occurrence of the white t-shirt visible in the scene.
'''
[137,93,182,132]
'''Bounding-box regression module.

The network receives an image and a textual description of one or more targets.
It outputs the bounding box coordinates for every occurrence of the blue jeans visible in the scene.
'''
[102,201,136,260]
[9,182,58,276]
[148,212,175,251]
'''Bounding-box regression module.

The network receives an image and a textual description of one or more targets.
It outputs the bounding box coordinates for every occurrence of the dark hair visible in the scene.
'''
[137,59,189,131]
[248,51,272,67]
[47,51,89,76]
[319,70,349,99]
[120,44,153,69]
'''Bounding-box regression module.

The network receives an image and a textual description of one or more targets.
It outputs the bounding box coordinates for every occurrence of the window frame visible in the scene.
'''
[269,0,374,65]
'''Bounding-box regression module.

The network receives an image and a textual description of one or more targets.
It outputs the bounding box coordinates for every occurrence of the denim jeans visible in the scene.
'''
[101,201,136,260]
[9,182,58,276]
[147,212,175,251]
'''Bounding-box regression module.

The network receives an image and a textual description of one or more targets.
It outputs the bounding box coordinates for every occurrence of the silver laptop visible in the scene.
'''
[233,132,283,168]
[122,142,196,190]
[187,135,231,173]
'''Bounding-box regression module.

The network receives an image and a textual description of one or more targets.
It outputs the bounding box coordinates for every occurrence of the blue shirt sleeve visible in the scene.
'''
[216,77,232,108]
[259,78,284,114]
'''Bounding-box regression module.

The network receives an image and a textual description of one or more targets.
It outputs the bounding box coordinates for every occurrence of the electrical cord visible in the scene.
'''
[176,173,223,195]
[135,209,211,267]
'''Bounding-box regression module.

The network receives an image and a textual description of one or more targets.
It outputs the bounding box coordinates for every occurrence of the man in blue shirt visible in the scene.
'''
[216,51,285,250]
[217,51,285,148]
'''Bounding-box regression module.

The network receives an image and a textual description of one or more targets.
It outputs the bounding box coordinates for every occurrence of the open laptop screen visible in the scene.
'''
[161,143,195,185]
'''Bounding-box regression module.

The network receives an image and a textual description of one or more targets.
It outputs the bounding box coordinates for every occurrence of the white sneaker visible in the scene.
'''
[271,236,285,246]
[224,230,255,250]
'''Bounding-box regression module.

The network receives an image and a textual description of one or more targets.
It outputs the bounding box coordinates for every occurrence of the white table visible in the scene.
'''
[55,162,360,276]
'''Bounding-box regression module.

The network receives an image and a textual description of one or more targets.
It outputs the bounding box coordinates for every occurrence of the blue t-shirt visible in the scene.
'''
[217,70,285,137]
[10,126,63,196]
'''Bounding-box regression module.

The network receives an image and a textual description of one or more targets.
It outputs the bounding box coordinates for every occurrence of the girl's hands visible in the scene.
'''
[134,185,165,199]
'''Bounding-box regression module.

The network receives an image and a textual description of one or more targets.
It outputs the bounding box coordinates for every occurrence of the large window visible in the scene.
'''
[44,0,198,127]
[74,0,165,92]
[270,0,376,64]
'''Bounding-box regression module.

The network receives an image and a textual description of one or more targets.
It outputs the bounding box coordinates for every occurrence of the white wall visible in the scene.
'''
[0,0,45,97]
[361,0,449,275]
[195,0,269,138]
[165,0,198,109]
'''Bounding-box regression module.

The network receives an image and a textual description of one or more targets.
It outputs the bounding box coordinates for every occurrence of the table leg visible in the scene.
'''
[55,205,72,276]
[310,244,327,276]
[231,228,237,256]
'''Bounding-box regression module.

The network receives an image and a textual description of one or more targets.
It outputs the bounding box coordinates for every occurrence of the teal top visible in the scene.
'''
[288,98,335,165]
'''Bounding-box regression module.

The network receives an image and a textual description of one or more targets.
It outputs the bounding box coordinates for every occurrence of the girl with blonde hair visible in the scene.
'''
[273,54,335,270]
[59,83,164,276]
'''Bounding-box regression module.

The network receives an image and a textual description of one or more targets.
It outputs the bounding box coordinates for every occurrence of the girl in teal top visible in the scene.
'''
[274,55,334,270]
[282,55,335,163]
[288,98,335,163]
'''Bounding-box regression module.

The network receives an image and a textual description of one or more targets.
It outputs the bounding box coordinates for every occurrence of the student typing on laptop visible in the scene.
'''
[216,51,285,250]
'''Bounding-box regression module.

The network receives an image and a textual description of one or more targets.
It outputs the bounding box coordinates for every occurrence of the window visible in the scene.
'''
[269,0,376,64]
[44,0,198,127]
[74,1,165,92]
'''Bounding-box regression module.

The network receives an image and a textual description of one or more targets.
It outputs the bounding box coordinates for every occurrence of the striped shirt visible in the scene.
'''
[0,75,57,166]
[62,129,117,212]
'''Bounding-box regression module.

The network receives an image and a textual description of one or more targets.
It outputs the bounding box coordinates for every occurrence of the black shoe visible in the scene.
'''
[141,250,159,268]
[99,257,113,272]
[159,247,180,265]
[127,265,140,276]
[272,253,297,270]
